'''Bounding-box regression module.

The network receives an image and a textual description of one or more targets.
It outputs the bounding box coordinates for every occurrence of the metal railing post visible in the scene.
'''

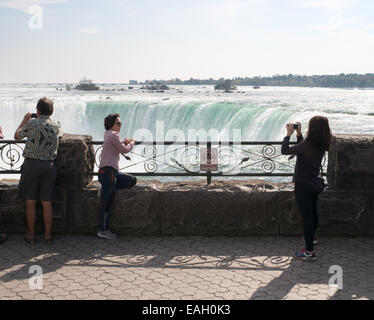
[207,139,212,185]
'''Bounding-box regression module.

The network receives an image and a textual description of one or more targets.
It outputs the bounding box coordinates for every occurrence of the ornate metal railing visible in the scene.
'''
[0,140,327,184]
[0,140,26,173]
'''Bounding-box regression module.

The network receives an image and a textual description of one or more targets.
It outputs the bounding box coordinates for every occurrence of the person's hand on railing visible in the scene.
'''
[122,138,135,160]
[124,138,136,145]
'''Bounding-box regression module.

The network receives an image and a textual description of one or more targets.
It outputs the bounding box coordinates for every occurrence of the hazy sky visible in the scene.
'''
[1,0,374,83]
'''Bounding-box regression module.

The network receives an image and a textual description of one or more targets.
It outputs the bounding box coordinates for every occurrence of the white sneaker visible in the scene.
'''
[97,230,117,240]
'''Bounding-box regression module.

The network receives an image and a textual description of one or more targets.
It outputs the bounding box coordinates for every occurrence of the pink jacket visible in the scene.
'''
[99,130,135,171]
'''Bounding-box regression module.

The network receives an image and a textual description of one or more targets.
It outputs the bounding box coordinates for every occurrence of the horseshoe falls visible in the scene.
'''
[1,84,374,181]
[1,84,374,141]
[81,100,295,142]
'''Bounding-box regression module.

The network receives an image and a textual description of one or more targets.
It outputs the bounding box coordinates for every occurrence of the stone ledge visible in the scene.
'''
[1,180,373,236]
[0,182,66,234]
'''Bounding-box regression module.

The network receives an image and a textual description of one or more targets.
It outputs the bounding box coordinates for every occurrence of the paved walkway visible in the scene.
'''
[0,235,373,300]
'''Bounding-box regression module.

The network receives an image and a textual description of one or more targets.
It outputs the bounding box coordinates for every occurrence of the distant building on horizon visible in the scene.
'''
[129,80,138,85]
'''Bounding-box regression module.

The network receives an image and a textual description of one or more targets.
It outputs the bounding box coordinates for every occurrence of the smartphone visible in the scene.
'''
[293,124,298,129]
[31,113,37,118]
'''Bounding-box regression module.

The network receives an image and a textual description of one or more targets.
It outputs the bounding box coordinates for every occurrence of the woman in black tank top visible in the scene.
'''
[282,116,332,261]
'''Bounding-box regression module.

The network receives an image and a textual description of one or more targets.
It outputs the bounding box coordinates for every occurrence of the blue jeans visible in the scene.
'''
[98,166,137,232]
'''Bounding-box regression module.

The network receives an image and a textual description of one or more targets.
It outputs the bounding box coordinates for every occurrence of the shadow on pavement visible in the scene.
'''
[0,235,373,300]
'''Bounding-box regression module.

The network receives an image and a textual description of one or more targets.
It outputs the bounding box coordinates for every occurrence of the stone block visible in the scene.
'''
[55,133,95,189]
[328,134,374,191]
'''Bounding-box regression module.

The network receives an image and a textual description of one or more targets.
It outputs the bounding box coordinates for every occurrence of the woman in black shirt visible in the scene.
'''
[281,116,332,261]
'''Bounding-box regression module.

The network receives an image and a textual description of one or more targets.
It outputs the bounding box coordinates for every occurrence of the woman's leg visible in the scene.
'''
[98,167,116,232]
[100,172,136,231]
[103,186,116,231]
[312,192,319,235]
[116,172,137,190]
[294,184,315,252]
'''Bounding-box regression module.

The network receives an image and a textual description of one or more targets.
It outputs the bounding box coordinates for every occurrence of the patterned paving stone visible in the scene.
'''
[0,235,373,300]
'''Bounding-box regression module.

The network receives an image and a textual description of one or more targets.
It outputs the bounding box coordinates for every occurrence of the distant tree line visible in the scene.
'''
[138,74,374,88]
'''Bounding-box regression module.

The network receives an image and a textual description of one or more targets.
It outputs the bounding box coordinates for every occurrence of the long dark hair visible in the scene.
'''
[306,116,332,152]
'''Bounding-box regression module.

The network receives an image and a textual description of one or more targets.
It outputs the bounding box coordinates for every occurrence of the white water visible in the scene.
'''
[1,84,373,182]
[1,84,374,140]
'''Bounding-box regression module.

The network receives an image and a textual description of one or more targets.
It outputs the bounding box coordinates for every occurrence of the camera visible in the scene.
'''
[31,113,37,119]
[293,124,298,130]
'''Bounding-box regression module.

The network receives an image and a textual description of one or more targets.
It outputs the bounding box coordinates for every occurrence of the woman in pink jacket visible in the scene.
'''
[97,114,137,240]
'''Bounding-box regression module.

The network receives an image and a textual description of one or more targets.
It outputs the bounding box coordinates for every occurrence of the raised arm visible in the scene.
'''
[14,113,32,140]
[281,136,308,155]
[297,134,304,143]
[281,123,307,155]
[112,133,135,154]
[295,122,304,143]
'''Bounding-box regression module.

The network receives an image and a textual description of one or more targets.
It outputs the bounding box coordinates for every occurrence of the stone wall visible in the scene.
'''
[1,134,374,236]
[328,134,374,191]
[55,133,95,189]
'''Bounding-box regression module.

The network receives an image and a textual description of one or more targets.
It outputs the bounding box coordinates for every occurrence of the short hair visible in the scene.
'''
[36,97,54,116]
[104,114,120,130]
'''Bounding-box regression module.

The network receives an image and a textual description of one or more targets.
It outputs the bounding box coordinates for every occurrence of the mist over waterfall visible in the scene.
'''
[82,100,294,142]
[1,84,373,142]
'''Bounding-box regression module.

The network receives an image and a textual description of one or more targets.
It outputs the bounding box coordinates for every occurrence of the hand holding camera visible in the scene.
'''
[286,123,295,136]
[23,113,32,123]
[286,122,302,137]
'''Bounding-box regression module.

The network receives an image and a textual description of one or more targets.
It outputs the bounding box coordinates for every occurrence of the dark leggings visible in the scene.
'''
[294,183,320,252]
[98,166,137,232]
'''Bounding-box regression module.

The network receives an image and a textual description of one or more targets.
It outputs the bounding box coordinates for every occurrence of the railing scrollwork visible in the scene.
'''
[1,140,328,184]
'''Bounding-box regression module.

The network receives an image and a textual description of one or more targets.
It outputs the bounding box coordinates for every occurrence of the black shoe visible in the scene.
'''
[24,236,36,245]
[45,237,54,245]
[0,233,8,245]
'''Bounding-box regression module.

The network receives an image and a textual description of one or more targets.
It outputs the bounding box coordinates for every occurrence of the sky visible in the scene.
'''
[0,0,374,83]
